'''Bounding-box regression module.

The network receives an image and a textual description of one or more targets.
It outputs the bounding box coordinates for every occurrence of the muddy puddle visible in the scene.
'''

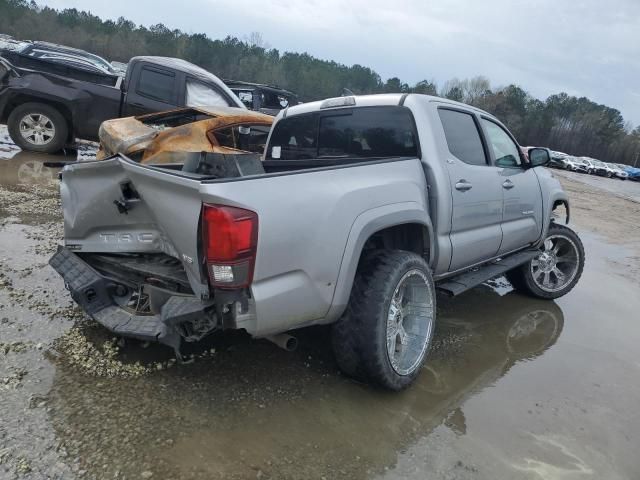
[1,145,639,479]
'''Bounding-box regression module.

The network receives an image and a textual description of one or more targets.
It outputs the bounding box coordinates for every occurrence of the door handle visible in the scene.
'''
[502,180,515,189]
[455,180,473,191]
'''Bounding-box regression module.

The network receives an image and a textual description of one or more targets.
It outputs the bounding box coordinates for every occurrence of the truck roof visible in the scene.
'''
[280,93,495,119]
[131,56,224,83]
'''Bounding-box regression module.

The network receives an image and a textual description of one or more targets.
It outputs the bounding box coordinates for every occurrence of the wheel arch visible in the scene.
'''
[325,202,434,323]
[553,198,570,225]
[535,180,571,248]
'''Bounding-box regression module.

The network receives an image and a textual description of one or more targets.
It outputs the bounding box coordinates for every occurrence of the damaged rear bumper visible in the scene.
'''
[49,247,216,351]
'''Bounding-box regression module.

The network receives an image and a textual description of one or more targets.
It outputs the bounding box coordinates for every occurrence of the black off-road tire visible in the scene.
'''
[507,224,584,300]
[331,250,436,391]
[7,102,69,154]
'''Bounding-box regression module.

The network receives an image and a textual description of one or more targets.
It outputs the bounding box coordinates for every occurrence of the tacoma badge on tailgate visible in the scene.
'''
[99,233,156,243]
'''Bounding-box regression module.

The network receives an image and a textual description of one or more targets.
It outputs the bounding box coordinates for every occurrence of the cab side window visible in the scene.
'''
[481,119,522,167]
[137,67,175,103]
[438,109,487,166]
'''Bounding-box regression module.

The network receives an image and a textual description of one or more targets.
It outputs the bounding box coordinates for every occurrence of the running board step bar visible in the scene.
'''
[436,250,539,296]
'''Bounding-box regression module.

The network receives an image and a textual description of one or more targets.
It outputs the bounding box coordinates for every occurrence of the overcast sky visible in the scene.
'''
[41,0,640,127]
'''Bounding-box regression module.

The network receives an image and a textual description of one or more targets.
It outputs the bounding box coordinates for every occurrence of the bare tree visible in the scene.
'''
[464,76,490,104]
[440,77,463,99]
[244,31,270,50]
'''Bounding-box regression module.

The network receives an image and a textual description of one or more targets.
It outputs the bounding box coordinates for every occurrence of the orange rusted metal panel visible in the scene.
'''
[97,107,273,164]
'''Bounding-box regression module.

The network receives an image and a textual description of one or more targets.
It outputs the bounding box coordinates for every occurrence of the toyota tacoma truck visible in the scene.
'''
[0,54,244,153]
[49,94,585,390]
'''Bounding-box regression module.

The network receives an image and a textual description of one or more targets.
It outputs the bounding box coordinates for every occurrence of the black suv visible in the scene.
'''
[225,80,298,116]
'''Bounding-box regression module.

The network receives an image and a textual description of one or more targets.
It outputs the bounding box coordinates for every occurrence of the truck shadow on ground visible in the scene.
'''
[47,286,564,479]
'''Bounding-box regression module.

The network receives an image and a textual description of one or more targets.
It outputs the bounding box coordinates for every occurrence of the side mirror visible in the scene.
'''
[528,148,550,167]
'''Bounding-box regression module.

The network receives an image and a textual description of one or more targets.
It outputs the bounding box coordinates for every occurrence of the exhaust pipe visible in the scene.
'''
[266,333,298,352]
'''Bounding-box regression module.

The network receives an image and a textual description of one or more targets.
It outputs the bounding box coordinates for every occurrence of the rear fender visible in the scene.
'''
[324,202,434,323]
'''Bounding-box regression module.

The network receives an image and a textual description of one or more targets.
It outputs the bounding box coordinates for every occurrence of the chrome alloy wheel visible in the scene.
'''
[19,113,56,146]
[386,269,434,376]
[531,234,580,293]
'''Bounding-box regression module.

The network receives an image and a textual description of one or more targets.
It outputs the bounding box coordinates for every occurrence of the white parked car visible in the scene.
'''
[609,163,629,180]
[566,157,591,173]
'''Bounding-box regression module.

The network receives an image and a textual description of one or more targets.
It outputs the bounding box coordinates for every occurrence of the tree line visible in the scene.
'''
[1,0,638,165]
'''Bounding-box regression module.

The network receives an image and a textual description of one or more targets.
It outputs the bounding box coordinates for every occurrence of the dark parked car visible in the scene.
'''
[0,54,244,153]
[572,157,593,174]
[589,159,614,177]
[547,150,570,169]
[225,80,298,115]
[548,157,568,169]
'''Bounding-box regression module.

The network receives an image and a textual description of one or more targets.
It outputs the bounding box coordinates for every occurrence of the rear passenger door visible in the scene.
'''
[438,108,503,271]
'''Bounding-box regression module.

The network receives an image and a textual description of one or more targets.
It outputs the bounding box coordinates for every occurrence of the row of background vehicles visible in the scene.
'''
[548,150,640,181]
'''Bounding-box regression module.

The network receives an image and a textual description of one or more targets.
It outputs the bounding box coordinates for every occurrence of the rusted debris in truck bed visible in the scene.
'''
[97,106,273,164]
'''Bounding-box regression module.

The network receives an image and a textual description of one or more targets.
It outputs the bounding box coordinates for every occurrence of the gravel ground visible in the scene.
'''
[553,168,640,204]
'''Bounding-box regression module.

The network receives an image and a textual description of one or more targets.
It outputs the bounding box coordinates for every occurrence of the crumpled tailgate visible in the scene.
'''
[59,156,209,298]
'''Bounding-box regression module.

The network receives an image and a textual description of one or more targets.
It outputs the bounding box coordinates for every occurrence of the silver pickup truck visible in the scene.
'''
[49,94,584,390]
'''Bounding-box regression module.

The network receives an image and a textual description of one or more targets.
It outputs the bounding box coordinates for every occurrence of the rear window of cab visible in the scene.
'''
[266,106,419,160]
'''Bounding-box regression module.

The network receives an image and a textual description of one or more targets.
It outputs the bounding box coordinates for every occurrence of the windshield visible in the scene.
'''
[185,79,229,107]
[232,89,254,109]
[261,91,291,109]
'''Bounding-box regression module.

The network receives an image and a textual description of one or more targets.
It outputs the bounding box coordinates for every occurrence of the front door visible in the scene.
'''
[480,118,543,254]
[438,108,503,271]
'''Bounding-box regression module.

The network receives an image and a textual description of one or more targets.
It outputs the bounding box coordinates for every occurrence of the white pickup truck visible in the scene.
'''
[50,94,584,390]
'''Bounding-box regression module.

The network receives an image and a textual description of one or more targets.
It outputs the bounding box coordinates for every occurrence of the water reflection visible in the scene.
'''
[0,151,69,187]
[0,128,96,189]
[47,287,564,479]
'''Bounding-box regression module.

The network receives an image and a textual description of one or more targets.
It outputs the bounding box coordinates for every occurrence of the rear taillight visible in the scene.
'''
[202,204,258,289]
